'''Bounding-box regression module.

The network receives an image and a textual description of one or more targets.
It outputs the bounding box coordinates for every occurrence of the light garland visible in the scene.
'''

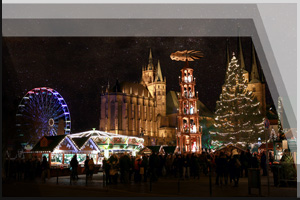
[212,53,265,143]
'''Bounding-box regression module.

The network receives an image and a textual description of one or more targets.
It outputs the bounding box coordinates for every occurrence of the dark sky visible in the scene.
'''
[3,37,273,134]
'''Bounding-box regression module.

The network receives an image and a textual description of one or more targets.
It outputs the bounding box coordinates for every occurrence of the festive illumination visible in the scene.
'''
[172,51,203,153]
[16,87,71,148]
[214,53,264,144]
[68,129,144,151]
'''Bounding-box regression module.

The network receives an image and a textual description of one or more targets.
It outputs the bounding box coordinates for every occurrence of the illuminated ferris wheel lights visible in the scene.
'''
[16,87,72,147]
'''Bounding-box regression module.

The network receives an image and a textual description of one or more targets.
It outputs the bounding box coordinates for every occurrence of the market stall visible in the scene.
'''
[29,130,144,176]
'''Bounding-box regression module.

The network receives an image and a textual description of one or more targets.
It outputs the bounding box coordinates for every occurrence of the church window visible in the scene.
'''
[158,91,161,95]
[252,87,256,92]
[131,104,135,118]
[124,103,128,118]
[158,85,160,89]
[137,105,140,118]
[144,106,147,119]
[110,102,115,129]
[105,102,108,117]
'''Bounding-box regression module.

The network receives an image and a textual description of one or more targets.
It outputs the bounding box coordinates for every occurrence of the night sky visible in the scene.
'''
[3,37,273,136]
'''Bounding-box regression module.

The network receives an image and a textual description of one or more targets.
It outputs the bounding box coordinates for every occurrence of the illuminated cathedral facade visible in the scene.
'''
[99,50,175,146]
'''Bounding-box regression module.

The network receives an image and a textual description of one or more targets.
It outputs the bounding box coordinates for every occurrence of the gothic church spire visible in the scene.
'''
[250,43,260,82]
[148,48,154,70]
[238,36,246,70]
[155,60,163,82]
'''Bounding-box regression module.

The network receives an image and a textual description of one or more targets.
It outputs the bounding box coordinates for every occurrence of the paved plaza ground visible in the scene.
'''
[2,171,297,197]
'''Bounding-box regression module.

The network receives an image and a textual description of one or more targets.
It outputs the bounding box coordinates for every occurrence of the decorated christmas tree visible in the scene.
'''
[214,53,264,145]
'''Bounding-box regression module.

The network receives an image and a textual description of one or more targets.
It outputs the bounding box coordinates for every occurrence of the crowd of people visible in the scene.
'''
[100,149,273,187]
[3,155,50,182]
[3,148,282,187]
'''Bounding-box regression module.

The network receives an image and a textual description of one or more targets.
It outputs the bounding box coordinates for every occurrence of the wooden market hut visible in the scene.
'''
[138,146,162,155]
[214,144,246,154]
[30,135,103,176]
[30,135,78,166]
[138,146,176,155]
[30,129,145,167]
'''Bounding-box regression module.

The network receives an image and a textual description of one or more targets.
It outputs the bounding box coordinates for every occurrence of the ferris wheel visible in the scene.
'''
[16,87,71,148]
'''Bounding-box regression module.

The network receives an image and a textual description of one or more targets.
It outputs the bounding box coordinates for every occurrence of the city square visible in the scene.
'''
[2,4,298,198]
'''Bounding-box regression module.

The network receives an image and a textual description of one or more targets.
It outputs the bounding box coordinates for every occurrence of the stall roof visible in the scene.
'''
[258,143,274,150]
[71,137,90,149]
[162,146,176,154]
[31,135,67,152]
[69,130,126,138]
[146,146,161,153]
[215,144,246,152]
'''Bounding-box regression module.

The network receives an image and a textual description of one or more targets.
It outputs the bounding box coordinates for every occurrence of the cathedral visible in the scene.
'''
[99,49,176,146]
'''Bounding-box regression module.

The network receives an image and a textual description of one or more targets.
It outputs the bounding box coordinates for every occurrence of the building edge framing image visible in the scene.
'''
[2,2,297,187]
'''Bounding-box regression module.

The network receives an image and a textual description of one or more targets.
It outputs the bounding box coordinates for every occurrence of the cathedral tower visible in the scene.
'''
[247,43,266,116]
[141,49,166,116]
[238,37,250,83]
[177,60,202,153]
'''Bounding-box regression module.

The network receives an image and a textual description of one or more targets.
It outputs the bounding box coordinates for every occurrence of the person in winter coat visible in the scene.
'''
[194,154,201,179]
[119,152,131,184]
[260,151,267,176]
[177,154,184,179]
[70,155,79,180]
[102,158,111,185]
[172,154,179,178]
[108,154,119,184]
[149,152,159,181]
[165,154,173,178]
[199,152,208,176]
[215,151,228,185]
[41,156,50,182]
[229,149,241,187]
[245,149,252,177]
[239,151,248,178]
[251,153,260,168]
[88,158,95,178]
[182,153,190,180]
[129,156,135,182]
[84,156,90,176]
[141,153,149,182]
[134,156,142,183]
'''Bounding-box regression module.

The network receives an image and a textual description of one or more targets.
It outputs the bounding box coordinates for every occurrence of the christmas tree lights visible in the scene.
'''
[214,53,264,144]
